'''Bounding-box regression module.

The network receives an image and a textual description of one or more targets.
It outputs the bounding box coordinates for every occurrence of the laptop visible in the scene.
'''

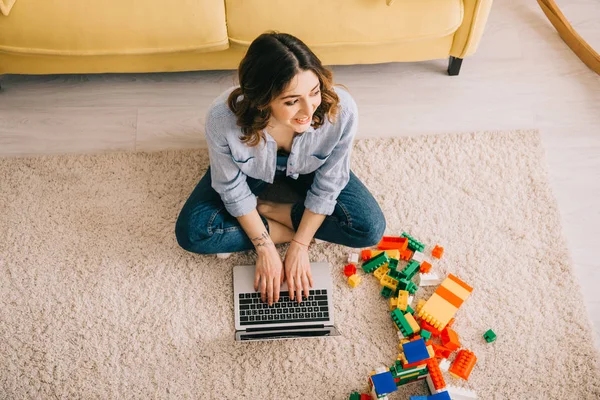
[233,261,341,342]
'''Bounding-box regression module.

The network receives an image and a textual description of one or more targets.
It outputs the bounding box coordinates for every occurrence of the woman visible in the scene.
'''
[175,32,386,307]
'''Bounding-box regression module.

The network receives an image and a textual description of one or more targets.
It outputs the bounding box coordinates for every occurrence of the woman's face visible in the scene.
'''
[268,69,322,134]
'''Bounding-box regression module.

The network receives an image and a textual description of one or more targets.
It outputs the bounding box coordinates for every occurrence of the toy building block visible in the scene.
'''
[446,385,478,400]
[370,371,397,398]
[420,329,432,341]
[381,286,394,299]
[373,366,389,375]
[426,358,446,393]
[416,274,473,330]
[388,258,400,271]
[348,274,362,288]
[410,397,428,400]
[432,245,444,259]
[374,264,391,280]
[418,272,442,287]
[404,313,421,334]
[401,232,425,252]
[406,304,415,314]
[349,392,361,400]
[363,252,390,273]
[446,318,455,328]
[397,330,405,340]
[389,297,398,311]
[432,343,453,359]
[441,327,461,351]
[420,322,441,338]
[397,290,409,312]
[381,275,399,291]
[429,392,452,400]
[360,394,371,400]
[391,308,415,337]
[397,278,419,295]
[483,329,497,343]
[377,236,409,251]
[412,251,426,263]
[419,260,432,273]
[439,359,451,372]
[344,263,357,277]
[402,338,430,364]
[399,249,413,261]
[361,249,373,261]
[401,261,421,280]
[348,252,360,264]
[449,349,477,380]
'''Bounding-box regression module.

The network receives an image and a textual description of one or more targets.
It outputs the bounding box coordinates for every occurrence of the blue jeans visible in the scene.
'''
[175,168,386,254]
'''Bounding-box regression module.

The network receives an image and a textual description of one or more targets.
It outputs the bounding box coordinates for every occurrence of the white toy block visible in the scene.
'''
[348,252,359,264]
[418,272,442,287]
[370,386,389,400]
[397,330,405,340]
[426,374,446,395]
[412,251,425,263]
[439,359,451,372]
[216,253,232,259]
[408,295,414,306]
[446,385,478,400]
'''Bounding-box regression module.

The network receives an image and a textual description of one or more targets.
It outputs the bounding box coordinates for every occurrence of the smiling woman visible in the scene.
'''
[175,31,386,307]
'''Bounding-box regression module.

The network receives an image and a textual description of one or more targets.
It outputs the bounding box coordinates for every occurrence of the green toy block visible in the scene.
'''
[362,252,390,274]
[406,304,415,314]
[391,308,415,337]
[421,329,432,341]
[400,261,421,280]
[401,232,425,252]
[388,258,399,271]
[349,392,361,400]
[387,268,402,280]
[381,286,393,299]
[397,279,419,295]
[484,329,497,343]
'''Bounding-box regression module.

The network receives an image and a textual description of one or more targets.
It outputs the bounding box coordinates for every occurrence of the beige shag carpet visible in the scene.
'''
[1,130,599,400]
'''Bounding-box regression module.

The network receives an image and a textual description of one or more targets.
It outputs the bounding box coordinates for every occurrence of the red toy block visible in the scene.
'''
[360,395,370,400]
[432,245,444,259]
[403,358,429,369]
[419,261,432,273]
[344,263,357,277]
[449,349,477,380]
[399,249,413,261]
[432,343,453,359]
[441,327,461,351]
[426,358,446,391]
[377,236,408,251]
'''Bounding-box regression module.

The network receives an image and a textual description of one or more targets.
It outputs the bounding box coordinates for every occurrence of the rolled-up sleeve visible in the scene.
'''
[304,100,358,215]
[204,112,257,217]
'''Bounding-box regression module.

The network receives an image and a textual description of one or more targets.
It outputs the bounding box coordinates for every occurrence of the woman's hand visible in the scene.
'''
[254,245,284,306]
[284,241,314,303]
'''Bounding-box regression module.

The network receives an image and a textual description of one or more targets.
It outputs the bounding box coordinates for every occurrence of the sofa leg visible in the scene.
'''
[447,56,463,76]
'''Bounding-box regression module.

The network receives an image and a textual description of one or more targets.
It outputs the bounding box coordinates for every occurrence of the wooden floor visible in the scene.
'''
[1,1,599,345]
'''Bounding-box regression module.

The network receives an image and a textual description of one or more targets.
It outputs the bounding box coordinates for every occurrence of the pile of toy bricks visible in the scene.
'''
[346,234,480,400]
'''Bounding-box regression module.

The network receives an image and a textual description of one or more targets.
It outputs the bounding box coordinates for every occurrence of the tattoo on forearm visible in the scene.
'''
[251,230,274,248]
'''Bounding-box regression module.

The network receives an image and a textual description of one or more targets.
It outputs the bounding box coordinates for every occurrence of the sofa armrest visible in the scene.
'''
[450,0,494,58]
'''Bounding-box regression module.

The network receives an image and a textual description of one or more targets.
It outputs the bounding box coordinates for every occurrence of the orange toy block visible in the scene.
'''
[361,249,373,261]
[449,349,477,380]
[416,274,473,330]
[419,261,432,273]
[441,327,461,351]
[377,236,408,251]
[399,249,413,261]
[432,245,444,259]
[343,264,357,277]
[426,358,446,391]
[432,343,453,359]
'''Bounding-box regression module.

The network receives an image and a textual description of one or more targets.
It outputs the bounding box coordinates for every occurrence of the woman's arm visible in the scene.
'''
[293,208,326,247]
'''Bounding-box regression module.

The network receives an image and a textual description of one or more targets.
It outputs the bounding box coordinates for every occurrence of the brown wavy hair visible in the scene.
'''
[227,31,347,147]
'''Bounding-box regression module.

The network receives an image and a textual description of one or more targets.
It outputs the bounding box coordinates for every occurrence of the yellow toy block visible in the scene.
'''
[417,293,458,329]
[416,299,427,313]
[389,297,398,311]
[404,312,421,333]
[348,274,362,288]
[397,290,409,312]
[427,345,435,358]
[380,275,398,290]
[400,338,410,345]
[371,249,400,260]
[373,264,390,280]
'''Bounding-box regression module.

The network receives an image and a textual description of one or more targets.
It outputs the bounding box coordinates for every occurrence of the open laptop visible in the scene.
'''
[233,261,341,342]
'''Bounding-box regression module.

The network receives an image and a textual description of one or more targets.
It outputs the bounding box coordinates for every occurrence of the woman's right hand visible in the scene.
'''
[254,245,284,306]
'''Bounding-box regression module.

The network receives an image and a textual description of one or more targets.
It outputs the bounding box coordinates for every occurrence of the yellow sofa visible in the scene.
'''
[0,0,493,80]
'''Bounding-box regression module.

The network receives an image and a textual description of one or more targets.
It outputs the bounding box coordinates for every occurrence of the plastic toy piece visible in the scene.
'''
[348,274,362,288]
[401,232,425,252]
[411,251,425,263]
[391,308,415,337]
[420,329,432,341]
[419,261,432,273]
[419,320,441,337]
[349,392,361,400]
[374,264,391,280]
[432,343,453,359]
[432,245,444,259]
[429,392,451,400]
[446,385,478,400]
[402,338,430,364]
[360,394,370,400]
[418,272,442,287]
[441,327,461,351]
[348,252,360,264]
[483,329,497,343]
[404,313,421,334]
[381,275,399,291]
[401,261,421,280]
[409,397,428,400]
[361,249,400,261]
[439,359,451,372]
[344,264,357,277]
[426,358,446,392]
[397,290,409,312]
[377,236,408,251]
[416,274,473,330]
[381,286,393,299]
[361,249,373,261]
[388,258,400,271]
[399,249,413,261]
[449,349,477,380]
[370,371,397,397]
[362,252,390,273]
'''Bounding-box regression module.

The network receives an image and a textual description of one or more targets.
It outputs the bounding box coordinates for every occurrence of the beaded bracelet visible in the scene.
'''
[292,238,310,248]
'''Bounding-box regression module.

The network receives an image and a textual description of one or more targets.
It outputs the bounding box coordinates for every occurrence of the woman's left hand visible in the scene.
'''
[284,241,314,303]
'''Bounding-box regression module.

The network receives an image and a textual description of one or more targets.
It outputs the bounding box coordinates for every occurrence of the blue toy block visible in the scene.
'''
[409,397,428,400]
[371,371,397,397]
[402,338,430,364]
[429,391,451,400]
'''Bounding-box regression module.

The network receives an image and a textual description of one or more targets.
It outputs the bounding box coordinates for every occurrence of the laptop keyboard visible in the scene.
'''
[238,289,329,326]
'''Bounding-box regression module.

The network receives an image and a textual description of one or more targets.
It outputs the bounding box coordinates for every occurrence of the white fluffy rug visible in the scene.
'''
[1,130,599,399]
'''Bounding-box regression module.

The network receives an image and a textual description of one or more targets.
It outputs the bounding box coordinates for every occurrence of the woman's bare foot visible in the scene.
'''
[257,199,294,230]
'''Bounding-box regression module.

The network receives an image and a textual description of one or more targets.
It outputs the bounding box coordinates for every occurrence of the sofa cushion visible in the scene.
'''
[226,0,463,47]
[0,0,228,55]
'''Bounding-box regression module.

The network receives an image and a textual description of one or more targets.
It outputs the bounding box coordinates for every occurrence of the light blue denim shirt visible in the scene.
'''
[204,85,358,218]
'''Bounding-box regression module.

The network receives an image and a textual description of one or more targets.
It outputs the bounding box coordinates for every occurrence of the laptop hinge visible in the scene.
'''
[244,324,325,332]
